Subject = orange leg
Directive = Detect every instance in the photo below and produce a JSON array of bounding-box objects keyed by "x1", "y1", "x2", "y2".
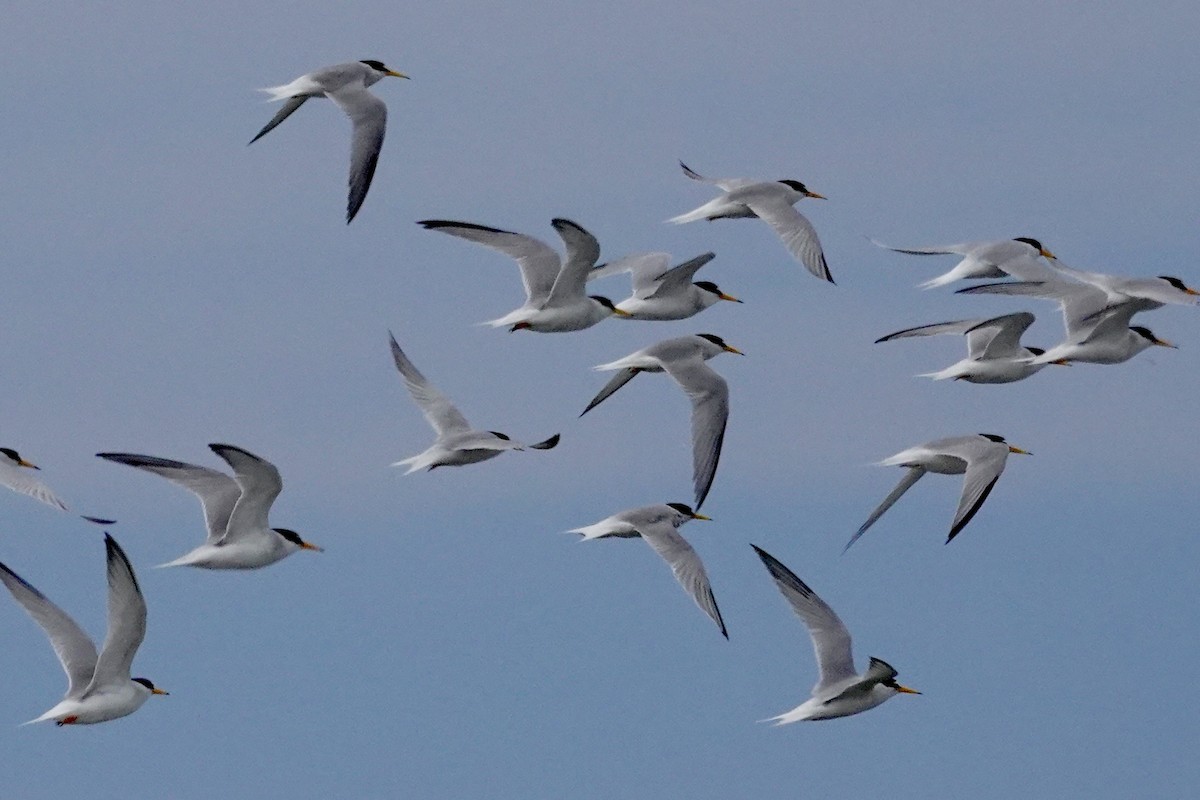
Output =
[{"x1": 55, "y1": 715, "x2": 79, "y2": 726}]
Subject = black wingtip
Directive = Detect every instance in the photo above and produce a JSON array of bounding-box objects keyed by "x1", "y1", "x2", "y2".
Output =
[
  {"x1": 529, "y1": 433, "x2": 560, "y2": 450},
  {"x1": 81, "y1": 516, "x2": 117, "y2": 526},
  {"x1": 417, "y1": 219, "x2": 508, "y2": 234}
]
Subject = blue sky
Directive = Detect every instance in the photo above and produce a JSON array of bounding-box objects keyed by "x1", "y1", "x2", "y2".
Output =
[{"x1": 0, "y1": 1, "x2": 1197, "y2": 797}]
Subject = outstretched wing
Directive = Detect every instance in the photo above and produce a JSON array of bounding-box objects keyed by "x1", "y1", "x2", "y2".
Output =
[
  {"x1": 85, "y1": 535, "x2": 147, "y2": 693},
  {"x1": 97, "y1": 452, "x2": 241, "y2": 544},
  {"x1": 640, "y1": 523, "x2": 727, "y2": 638},
  {"x1": 388, "y1": 332, "x2": 471, "y2": 436}
]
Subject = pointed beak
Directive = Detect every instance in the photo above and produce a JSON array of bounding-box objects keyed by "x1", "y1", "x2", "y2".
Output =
[
  {"x1": 1051, "y1": 359, "x2": 1072, "y2": 366},
  {"x1": 509, "y1": 321, "x2": 532, "y2": 332},
  {"x1": 691, "y1": 513, "x2": 712, "y2": 521},
  {"x1": 805, "y1": 191, "x2": 827, "y2": 200},
  {"x1": 386, "y1": 70, "x2": 410, "y2": 79},
  {"x1": 17, "y1": 459, "x2": 39, "y2": 470},
  {"x1": 152, "y1": 688, "x2": 169, "y2": 696},
  {"x1": 301, "y1": 541, "x2": 324, "y2": 552},
  {"x1": 1155, "y1": 337, "x2": 1178, "y2": 348},
  {"x1": 1185, "y1": 287, "x2": 1199, "y2": 296},
  {"x1": 723, "y1": 345, "x2": 745, "y2": 355},
  {"x1": 718, "y1": 292, "x2": 742, "y2": 303},
  {"x1": 1008, "y1": 445, "x2": 1032, "y2": 455},
  {"x1": 1040, "y1": 248, "x2": 1056, "y2": 260},
  {"x1": 895, "y1": 685, "x2": 921, "y2": 695},
  {"x1": 611, "y1": 308, "x2": 634, "y2": 317}
]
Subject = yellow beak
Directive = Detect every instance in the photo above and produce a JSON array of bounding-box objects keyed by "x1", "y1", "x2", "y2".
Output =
[
  {"x1": 612, "y1": 308, "x2": 634, "y2": 317},
  {"x1": 805, "y1": 191, "x2": 827, "y2": 200},
  {"x1": 301, "y1": 542, "x2": 324, "y2": 552},
  {"x1": 691, "y1": 513, "x2": 712, "y2": 521},
  {"x1": 1051, "y1": 359, "x2": 1072, "y2": 366},
  {"x1": 1041, "y1": 248, "x2": 1056, "y2": 260},
  {"x1": 18, "y1": 458, "x2": 39, "y2": 469},
  {"x1": 1008, "y1": 445, "x2": 1031, "y2": 455},
  {"x1": 152, "y1": 688, "x2": 170, "y2": 696},
  {"x1": 895, "y1": 685, "x2": 921, "y2": 695},
  {"x1": 723, "y1": 345, "x2": 745, "y2": 355},
  {"x1": 1155, "y1": 337, "x2": 1178, "y2": 349},
  {"x1": 718, "y1": 292, "x2": 742, "y2": 303},
  {"x1": 386, "y1": 70, "x2": 410, "y2": 79}
]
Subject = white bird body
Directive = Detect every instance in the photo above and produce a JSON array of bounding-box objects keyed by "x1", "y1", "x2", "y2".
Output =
[
  {"x1": 97, "y1": 446, "x2": 320, "y2": 570},
  {"x1": 388, "y1": 333, "x2": 558, "y2": 472},
  {"x1": 0, "y1": 535, "x2": 167, "y2": 725},
  {"x1": 250, "y1": 60, "x2": 408, "y2": 223},
  {"x1": 845, "y1": 434, "x2": 1029, "y2": 550},
  {"x1": 877, "y1": 312, "x2": 1061, "y2": 383},
  {"x1": 589, "y1": 252, "x2": 740, "y2": 321},
  {"x1": 582, "y1": 335, "x2": 742, "y2": 509},
  {"x1": 420, "y1": 219, "x2": 627, "y2": 332},
  {"x1": 870, "y1": 237, "x2": 1057, "y2": 289},
  {"x1": 752, "y1": 545, "x2": 918, "y2": 722},
  {"x1": 0, "y1": 447, "x2": 69, "y2": 512},
  {"x1": 669, "y1": 163, "x2": 833, "y2": 282},
  {"x1": 569, "y1": 503, "x2": 725, "y2": 637}
]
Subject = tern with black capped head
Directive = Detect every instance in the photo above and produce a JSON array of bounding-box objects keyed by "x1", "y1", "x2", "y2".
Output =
[
  {"x1": 249, "y1": 60, "x2": 409, "y2": 223},
  {"x1": 751, "y1": 545, "x2": 919, "y2": 723},
  {"x1": 845, "y1": 433, "x2": 1030, "y2": 551},
  {"x1": 569, "y1": 503, "x2": 726, "y2": 638},
  {"x1": 875, "y1": 311, "x2": 1069, "y2": 383},
  {"x1": 419, "y1": 218, "x2": 630, "y2": 332},
  {"x1": 587, "y1": 251, "x2": 741, "y2": 320},
  {"x1": 387, "y1": 332, "x2": 559, "y2": 472},
  {"x1": 869, "y1": 236, "x2": 1058, "y2": 288},
  {"x1": 668, "y1": 162, "x2": 833, "y2": 282},
  {"x1": 581, "y1": 334, "x2": 742, "y2": 509},
  {"x1": 0, "y1": 534, "x2": 168, "y2": 725},
  {"x1": 97, "y1": 445, "x2": 321, "y2": 569}
]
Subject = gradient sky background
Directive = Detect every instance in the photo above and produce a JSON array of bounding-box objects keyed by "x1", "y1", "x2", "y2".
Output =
[{"x1": 1, "y1": 1, "x2": 1198, "y2": 797}]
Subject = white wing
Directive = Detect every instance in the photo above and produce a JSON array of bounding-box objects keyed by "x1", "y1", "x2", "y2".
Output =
[
  {"x1": 647, "y1": 253, "x2": 717, "y2": 299},
  {"x1": 867, "y1": 238, "x2": 982, "y2": 256},
  {"x1": 588, "y1": 252, "x2": 672, "y2": 297},
  {"x1": 966, "y1": 312, "x2": 1036, "y2": 359},
  {"x1": 678, "y1": 161, "x2": 756, "y2": 192},
  {"x1": 844, "y1": 467, "x2": 926, "y2": 552},
  {"x1": 419, "y1": 220, "x2": 562, "y2": 306},
  {"x1": 662, "y1": 357, "x2": 729, "y2": 510},
  {"x1": 97, "y1": 452, "x2": 241, "y2": 544},
  {"x1": 85, "y1": 535, "x2": 147, "y2": 693},
  {"x1": 209, "y1": 445, "x2": 282, "y2": 544},
  {"x1": 0, "y1": 560, "x2": 98, "y2": 700},
  {"x1": 958, "y1": 280, "x2": 1109, "y2": 340},
  {"x1": 941, "y1": 439, "x2": 1010, "y2": 543},
  {"x1": 640, "y1": 522, "x2": 726, "y2": 638},
  {"x1": 388, "y1": 332, "x2": 471, "y2": 436},
  {"x1": 751, "y1": 545, "x2": 857, "y2": 696},
  {"x1": 875, "y1": 319, "x2": 982, "y2": 345}
]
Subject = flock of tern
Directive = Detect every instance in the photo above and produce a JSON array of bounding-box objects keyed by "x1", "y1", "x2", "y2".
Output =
[{"x1": 1, "y1": 56, "x2": 1196, "y2": 729}]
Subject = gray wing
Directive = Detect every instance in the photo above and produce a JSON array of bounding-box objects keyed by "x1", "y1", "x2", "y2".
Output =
[
  {"x1": 648, "y1": 252, "x2": 717, "y2": 298},
  {"x1": 751, "y1": 545, "x2": 857, "y2": 696},
  {"x1": 874, "y1": 318, "x2": 981, "y2": 345},
  {"x1": 418, "y1": 220, "x2": 561, "y2": 306},
  {"x1": 678, "y1": 161, "x2": 755, "y2": 192},
  {"x1": 588, "y1": 252, "x2": 672, "y2": 297},
  {"x1": 0, "y1": 560, "x2": 98, "y2": 700},
  {"x1": 662, "y1": 358, "x2": 729, "y2": 510},
  {"x1": 97, "y1": 452, "x2": 241, "y2": 544},
  {"x1": 844, "y1": 467, "x2": 926, "y2": 552},
  {"x1": 742, "y1": 194, "x2": 832, "y2": 282},
  {"x1": 640, "y1": 523, "x2": 727, "y2": 638},
  {"x1": 208, "y1": 445, "x2": 282, "y2": 544},
  {"x1": 0, "y1": 461, "x2": 68, "y2": 512},
  {"x1": 868, "y1": 238, "x2": 979, "y2": 256},
  {"x1": 327, "y1": 83, "x2": 387, "y2": 223},
  {"x1": 943, "y1": 441, "x2": 1009, "y2": 542},
  {"x1": 248, "y1": 96, "x2": 309, "y2": 145},
  {"x1": 544, "y1": 218, "x2": 602, "y2": 307},
  {"x1": 85, "y1": 535, "x2": 146, "y2": 693},
  {"x1": 579, "y1": 368, "x2": 640, "y2": 417},
  {"x1": 966, "y1": 312, "x2": 1036, "y2": 359},
  {"x1": 957, "y1": 280, "x2": 1108, "y2": 340},
  {"x1": 388, "y1": 332, "x2": 471, "y2": 436}
]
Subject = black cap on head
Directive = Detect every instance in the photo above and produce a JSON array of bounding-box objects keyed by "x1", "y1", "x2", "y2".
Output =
[
  {"x1": 273, "y1": 528, "x2": 305, "y2": 546},
  {"x1": 589, "y1": 295, "x2": 617, "y2": 310},
  {"x1": 1013, "y1": 237, "x2": 1044, "y2": 250},
  {"x1": 666, "y1": 502, "x2": 696, "y2": 516},
  {"x1": 697, "y1": 333, "x2": 726, "y2": 347},
  {"x1": 1158, "y1": 276, "x2": 1190, "y2": 291},
  {"x1": 694, "y1": 280, "x2": 720, "y2": 294},
  {"x1": 778, "y1": 179, "x2": 808, "y2": 193},
  {"x1": 978, "y1": 433, "x2": 1007, "y2": 443},
  {"x1": 1131, "y1": 326, "x2": 1156, "y2": 341},
  {"x1": 360, "y1": 60, "x2": 388, "y2": 71},
  {"x1": 0, "y1": 447, "x2": 19, "y2": 461},
  {"x1": 132, "y1": 677, "x2": 158, "y2": 691}
]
